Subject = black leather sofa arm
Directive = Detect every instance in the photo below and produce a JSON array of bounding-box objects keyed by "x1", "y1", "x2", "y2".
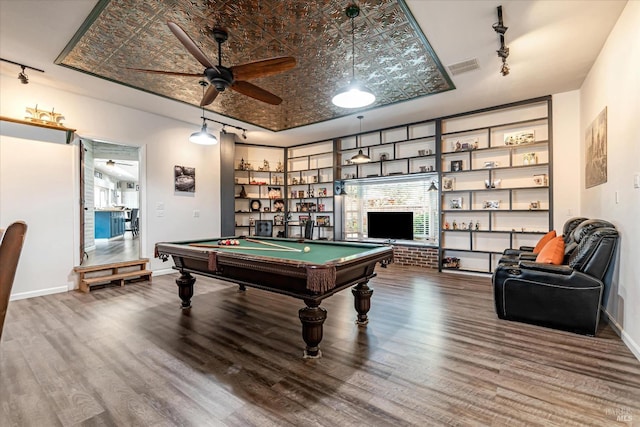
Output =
[{"x1": 518, "y1": 261, "x2": 573, "y2": 275}]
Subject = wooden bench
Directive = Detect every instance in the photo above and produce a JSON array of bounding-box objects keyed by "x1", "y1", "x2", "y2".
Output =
[{"x1": 73, "y1": 259, "x2": 152, "y2": 292}]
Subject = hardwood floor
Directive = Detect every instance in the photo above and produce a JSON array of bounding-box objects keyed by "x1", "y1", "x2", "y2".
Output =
[
  {"x1": 1, "y1": 265, "x2": 638, "y2": 426},
  {"x1": 84, "y1": 234, "x2": 140, "y2": 266}
]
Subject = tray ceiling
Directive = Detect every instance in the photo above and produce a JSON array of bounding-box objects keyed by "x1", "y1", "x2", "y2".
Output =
[{"x1": 56, "y1": 0, "x2": 454, "y2": 131}]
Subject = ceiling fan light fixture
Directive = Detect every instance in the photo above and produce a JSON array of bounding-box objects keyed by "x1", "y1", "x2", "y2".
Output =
[
  {"x1": 189, "y1": 122, "x2": 218, "y2": 145},
  {"x1": 332, "y1": 81, "x2": 376, "y2": 109}
]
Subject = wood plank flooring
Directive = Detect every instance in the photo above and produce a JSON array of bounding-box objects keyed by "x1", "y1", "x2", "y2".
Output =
[
  {"x1": 1, "y1": 265, "x2": 639, "y2": 426},
  {"x1": 84, "y1": 234, "x2": 140, "y2": 266}
]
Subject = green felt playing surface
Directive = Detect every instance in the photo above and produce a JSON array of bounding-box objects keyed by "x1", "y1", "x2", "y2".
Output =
[{"x1": 192, "y1": 237, "x2": 377, "y2": 264}]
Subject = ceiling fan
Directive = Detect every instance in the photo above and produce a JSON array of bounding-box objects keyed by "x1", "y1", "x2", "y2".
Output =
[
  {"x1": 105, "y1": 160, "x2": 133, "y2": 167},
  {"x1": 129, "y1": 21, "x2": 296, "y2": 106}
]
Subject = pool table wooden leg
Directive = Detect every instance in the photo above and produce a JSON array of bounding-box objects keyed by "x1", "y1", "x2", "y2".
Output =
[
  {"x1": 299, "y1": 300, "x2": 327, "y2": 358},
  {"x1": 352, "y1": 281, "x2": 373, "y2": 325},
  {"x1": 176, "y1": 272, "x2": 195, "y2": 309}
]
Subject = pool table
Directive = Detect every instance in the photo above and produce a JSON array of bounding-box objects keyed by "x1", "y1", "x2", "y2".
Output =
[{"x1": 155, "y1": 236, "x2": 393, "y2": 357}]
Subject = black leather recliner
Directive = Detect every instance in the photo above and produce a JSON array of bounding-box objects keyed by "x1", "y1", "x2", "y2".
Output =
[{"x1": 493, "y1": 220, "x2": 619, "y2": 335}]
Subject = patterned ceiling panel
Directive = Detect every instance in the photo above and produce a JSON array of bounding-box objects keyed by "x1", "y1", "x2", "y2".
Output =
[{"x1": 57, "y1": 0, "x2": 454, "y2": 131}]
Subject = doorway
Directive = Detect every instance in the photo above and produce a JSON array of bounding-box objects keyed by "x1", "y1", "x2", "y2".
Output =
[{"x1": 81, "y1": 139, "x2": 141, "y2": 266}]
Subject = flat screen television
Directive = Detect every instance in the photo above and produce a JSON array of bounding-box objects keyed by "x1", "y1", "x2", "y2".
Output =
[{"x1": 367, "y1": 211, "x2": 413, "y2": 240}]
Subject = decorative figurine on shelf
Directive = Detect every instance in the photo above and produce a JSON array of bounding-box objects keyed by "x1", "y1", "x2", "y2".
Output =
[
  {"x1": 307, "y1": 189, "x2": 314, "y2": 198},
  {"x1": 263, "y1": 159, "x2": 270, "y2": 171},
  {"x1": 452, "y1": 220, "x2": 458, "y2": 230},
  {"x1": 468, "y1": 221, "x2": 473, "y2": 230},
  {"x1": 461, "y1": 222, "x2": 466, "y2": 230},
  {"x1": 239, "y1": 158, "x2": 245, "y2": 170},
  {"x1": 444, "y1": 221, "x2": 450, "y2": 230},
  {"x1": 239, "y1": 185, "x2": 247, "y2": 198},
  {"x1": 276, "y1": 161, "x2": 284, "y2": 172},
  {"x1": 475, "y1": 221, "x2": 480, "y2": 230},
  {"x1": 292, "y1": 177, "x2": 298, "y2": 185},
  {"x1": 249, "y1": 217, "x2": 255, "y2": 227}
]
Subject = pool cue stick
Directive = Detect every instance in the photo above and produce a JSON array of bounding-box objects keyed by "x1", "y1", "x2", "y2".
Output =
[
  {"x1": 244, "y1": 238, "x2": 302, "y2": 252},
  {"x1": 189, "y1": 243, "x2": 299, "y2": 252}
]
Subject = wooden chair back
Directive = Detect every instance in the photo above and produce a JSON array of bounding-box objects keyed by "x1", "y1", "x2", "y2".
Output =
[{"x1": 0, "y1": 221, "x2": 28, "y2": 341}]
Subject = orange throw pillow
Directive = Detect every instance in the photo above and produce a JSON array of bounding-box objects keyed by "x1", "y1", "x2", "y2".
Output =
[
  {"x1": 535, "y1": 236, "x2": 565, "y2": 264},
  {"x1": 533, "y1": 230, "x2": 557, "y2": 253}
]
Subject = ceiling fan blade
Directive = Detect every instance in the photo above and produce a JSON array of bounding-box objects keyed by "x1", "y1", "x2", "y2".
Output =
[
  {"x1": 200, "y1": 84, "x2": 220, "y2": 106},
  {"x1": 167, "y1": 21, "x2": 217, "y2": 71},
  {"x1": 231, "y1": 57, "x2": 296, "y2": 81},
  {"x1": 232, "y1": 81, "x2": 283, "y2": 105},
  {"x1": 126, "y1": 67, "x2": 203, "y2": 77}
]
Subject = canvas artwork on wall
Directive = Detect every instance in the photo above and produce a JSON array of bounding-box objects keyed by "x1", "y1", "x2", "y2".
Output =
[
  {"x1": 175, "y1": 165, "x2": 195, "y2": 192},
  {"x1": 585, "y1": 107, "x2": 607, "y2": 188}
]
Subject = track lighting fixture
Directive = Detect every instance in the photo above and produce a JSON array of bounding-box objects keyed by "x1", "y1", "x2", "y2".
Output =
[
  {"x1": 493, "y1": 5, "x2": 510, "y2": 77},
  {"x1": 189, "y1": 81, "x2": 218, "y2": 145},
  {"x1": 1, "y1": 58, "x2": 45, "y2": 85},
  {"x1": 332, "y1": 4, "x2": 375, "y2": 109},
  {"x1": 199, "y1": 117, "x2": 248, "y2": 140},
  {"x1": 350, "y1": 115, "x2": 371, "y2": 164},
  {"x1": 221, "y1": 125, "x2": 227, "y2": 134},
  {"x1": 242, "y1": 130, "x2": 247, "y2": 140},
  {"x1": 18, "y1": 66, "x2": 28, "y2": 84}
]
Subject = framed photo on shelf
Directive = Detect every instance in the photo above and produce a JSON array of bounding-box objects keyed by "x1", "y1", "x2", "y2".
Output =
[
  {"x1": 449, "y1": 197, "x2": 463, "y2": 209},
  {"x1": 533, "y1": 174, "x2": 548, "y2": 186},
  {"x1": 442, "y1": 177, "x2": 454, "y2": 191},
  {"x1": 504, "y1": 129, "x2": 535, "y2": 145},
  {"x1": 450, "y1": 160, "x2": 463, "y2": 172},
  {"x1": 316, "y1": 215, "x2": 330, "y2": 226},
  {"x1": 529, "y1": 201, "x2": 540, "y2": 210},
  {"x1": 482, "y1": 200, "x2": 500, "y2": 209}
]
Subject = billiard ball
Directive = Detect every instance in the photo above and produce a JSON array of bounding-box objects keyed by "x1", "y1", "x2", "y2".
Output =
[{"x1": 303, "y1": 246, "x2": 311, "y2": 253}]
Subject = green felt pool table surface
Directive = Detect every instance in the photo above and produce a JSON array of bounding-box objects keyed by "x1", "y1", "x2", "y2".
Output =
[{"x1": 185, "y1": 237, "x2": 378, "y2": 264}]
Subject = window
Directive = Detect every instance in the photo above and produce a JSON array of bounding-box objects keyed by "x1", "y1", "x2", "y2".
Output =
[{"x1": 343, "y1": 174, "x2": 439, "y2": 243}]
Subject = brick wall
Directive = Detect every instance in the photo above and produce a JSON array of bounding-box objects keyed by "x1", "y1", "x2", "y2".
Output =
[{"x1": 392, "y1": 245, "x2": 439, "y2": 269}]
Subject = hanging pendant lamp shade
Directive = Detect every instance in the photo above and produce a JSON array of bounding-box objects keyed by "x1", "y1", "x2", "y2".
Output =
[
  {"x1": 332, "y1": 4, "x2": 375, "y2": 109},
  {"x1": 350, "y1": 115, "x2": 371, "y2": 163},
  {"x1": 350, "y1": 149, "x2": 371, "y2": 163},
  {"x1": 189, "y1": 121, "x2": 218, "y2": 145}
]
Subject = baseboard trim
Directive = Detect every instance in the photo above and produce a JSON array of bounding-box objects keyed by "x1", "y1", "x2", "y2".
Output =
[
  {"x1": 602, "y1": 308, "x2": 640, "y2": 362},
  {"x1": 10, "y1": 285, "x2": 69, "y2": 301}
]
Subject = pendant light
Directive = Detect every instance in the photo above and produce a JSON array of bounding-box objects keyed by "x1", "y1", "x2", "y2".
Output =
[
  {"x1": 332, "y1": 4, "x2": 375, "y2": 109},
  {"x1": 189, "y1": 81, "x2": 218, "y2": 145},
  {"x1": 350, "y1": 115, "x2": 371, "y2": 163}
]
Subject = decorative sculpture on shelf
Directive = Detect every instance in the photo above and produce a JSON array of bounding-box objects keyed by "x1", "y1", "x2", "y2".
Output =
[
  {"x1": 25, "y1": 105, "x2": 65, "y2": 126},
  {"x1": 239, "y1": 185, "x2": 247, "y2": 198}
]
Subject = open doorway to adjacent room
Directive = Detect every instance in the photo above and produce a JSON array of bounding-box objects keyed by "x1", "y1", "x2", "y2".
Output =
[{"x1": 80, "y1": 139, "x2": 141, "y2": 266}]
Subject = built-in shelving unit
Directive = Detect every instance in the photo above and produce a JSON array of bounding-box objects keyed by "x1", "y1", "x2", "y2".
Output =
[
  {"x1": 233, "y1": 145, "x2": 286, "y2": 237},
  {"x1": 229, "y1": 96, "x2": 552, "y2": 274},
  {"x1": 286, "y1": 141, "x2": 335, "y2": 240},
  {"x1": 439, "y1": 97, "x2": 552, "y2": 273}
]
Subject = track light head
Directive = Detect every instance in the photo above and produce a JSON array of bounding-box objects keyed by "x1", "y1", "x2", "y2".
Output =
[
  {"x1": 18, "y1": 66, "x2": 28, "y2": 84},
  {"x1": 497, "y1": 46, "x2": 509, "y2": 59},
  {"x1": 492, "y1": 23, "x2": 508, "y2": 35},
  {"x1": 242, "y1": 130, "x2": 247, "y2": 139}
]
